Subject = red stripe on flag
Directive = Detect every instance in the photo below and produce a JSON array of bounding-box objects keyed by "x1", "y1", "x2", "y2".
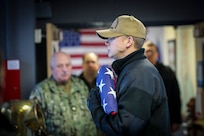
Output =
[
  {"x1": 70, "y1": 54, "x2": 108, "y2": 58},
  {"x1": 70, "y1": 54, "x2": 83, "y2": 58},
  {"x1": 72, "y1": 66, "x2": 83, "y2": 69},
  {"x1": 80, "y1": 42, "x2": 105, "y2": 46},
  {"x1": 79, "y1": 31, "x2": 97, "y2": 35},
  {"x1": 98, "y1": 54, "x2": 108, "y2": 58}
]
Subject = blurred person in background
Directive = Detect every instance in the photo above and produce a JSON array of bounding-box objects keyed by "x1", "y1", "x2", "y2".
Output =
[
  {"x1": 29, "y1": 51, "x2": 96, "y2": 136},
  {"x1": 143, "y1": 41, "x2": 182, "y2": 134},
  {"x1": 79, "y1": 52, "x2": 100, "y2": 91},
  {"x1": 79, "y1": 52, "x2": 105, "y2": 136}
]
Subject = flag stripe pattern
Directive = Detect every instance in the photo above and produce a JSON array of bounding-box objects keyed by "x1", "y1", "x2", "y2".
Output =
[
  {"x1": 59, "y1": 29, "x2": 114, "y2": 75},
  {"x1": 96, "y1": 65, "x2": 118, "y2": 115}
]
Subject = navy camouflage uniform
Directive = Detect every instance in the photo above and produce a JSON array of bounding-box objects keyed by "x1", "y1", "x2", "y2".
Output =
[{"x1": 29, "y1": 76, "x2": 97, "y2": 136}]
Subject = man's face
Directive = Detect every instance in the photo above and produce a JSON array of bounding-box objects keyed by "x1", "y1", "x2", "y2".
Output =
[
  {"x1": 51, "y1": 54, "x2": 72, "y2": 84},
  {"x1": 105, "y1": 36, "x2": 128, "y2": 59},
  {"x1": 143, "y1": 44, "x2": 159, "y2": 65},
  {"x1": 83, "y1": 53, "x2": 99, "y2": 75}
]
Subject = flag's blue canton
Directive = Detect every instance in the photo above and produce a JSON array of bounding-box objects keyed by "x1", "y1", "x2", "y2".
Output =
[
  {"x1": 96, "y1": 65, "x2": 118, "y2": 115},
  {"x1": 59, "y1": 30, "x2": 80, "y2": 47}
]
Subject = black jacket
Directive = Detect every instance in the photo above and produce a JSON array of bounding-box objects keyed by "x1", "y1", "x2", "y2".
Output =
[
  {"x1": 88, "y1": 48, "x2": 170, "y2": 136},
  {"x1": 79, "y1": 72, "x2": 96, "y2": 91},
  {"x1": 155, "y1": 62, "x2": 181, "y2": 126}
]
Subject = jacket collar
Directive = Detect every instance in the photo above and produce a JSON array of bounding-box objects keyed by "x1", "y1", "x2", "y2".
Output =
[{"x1": 112, "y1": 48, "x2": 146, "y2": 75}]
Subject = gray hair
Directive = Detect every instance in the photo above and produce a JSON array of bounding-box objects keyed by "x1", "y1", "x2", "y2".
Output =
[{"x1": 133, "y1": 37, "x2": 145, "y2": 49}]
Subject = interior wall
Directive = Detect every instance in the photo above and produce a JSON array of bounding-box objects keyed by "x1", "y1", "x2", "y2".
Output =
[
  {"x1": 1, "y1": 0, "x2": 36, "y2": 99},
  {"x1": 176, "y1": 25, "x2": 197, "y2": 115},
  {"x1": 163, "y1": 26, "x2": 176, "y2": 66}
]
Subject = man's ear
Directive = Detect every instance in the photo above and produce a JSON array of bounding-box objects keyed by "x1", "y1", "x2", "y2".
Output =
[{"x1": 126, "y1": 36, "x2": 134, "y2": 48}]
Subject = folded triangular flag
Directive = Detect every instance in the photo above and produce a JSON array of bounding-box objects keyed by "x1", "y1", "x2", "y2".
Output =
[{"x1": 96, "y1": 65, "x2": 118, "y2": 115}]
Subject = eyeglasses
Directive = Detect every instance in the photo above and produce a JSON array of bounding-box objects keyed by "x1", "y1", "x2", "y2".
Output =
[
  {"x1": 144, "y1": 50, "x2": 157, "y2": 55},
  {"x1": 107, "y1": 35, "x2": 128, "y2": 42},
  {"x1": 107, "y1": 36, "x2": 119, "y2": 42}
]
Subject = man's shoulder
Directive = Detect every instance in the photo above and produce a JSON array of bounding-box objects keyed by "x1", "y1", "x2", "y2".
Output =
[
  {"x1": 72, "y1": 74, "x2": 83, "y2": 80},
  {"x1": 71, "y1": 75, "x2": 87, "y2": 85},
  {"x1": 36, "y1": 77, "x2": 52, "y2": 85},
  {"x1": 156, "y1": 62, "x2": 176, "y2": 79},
  {"x1": 157, "y1": 62, "x2": 173, "y2": 72},
  {"x1": 71, "y1": 75, "x2": 89, "y2": 91},
  {"x1": 32, "y1": 78, "x2": 55, "y2": 92}
]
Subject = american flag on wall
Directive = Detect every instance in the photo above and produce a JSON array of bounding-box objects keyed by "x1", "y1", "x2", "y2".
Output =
[{"x1": 59, "y1": 29, "x2": 114, "y2": 75}]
